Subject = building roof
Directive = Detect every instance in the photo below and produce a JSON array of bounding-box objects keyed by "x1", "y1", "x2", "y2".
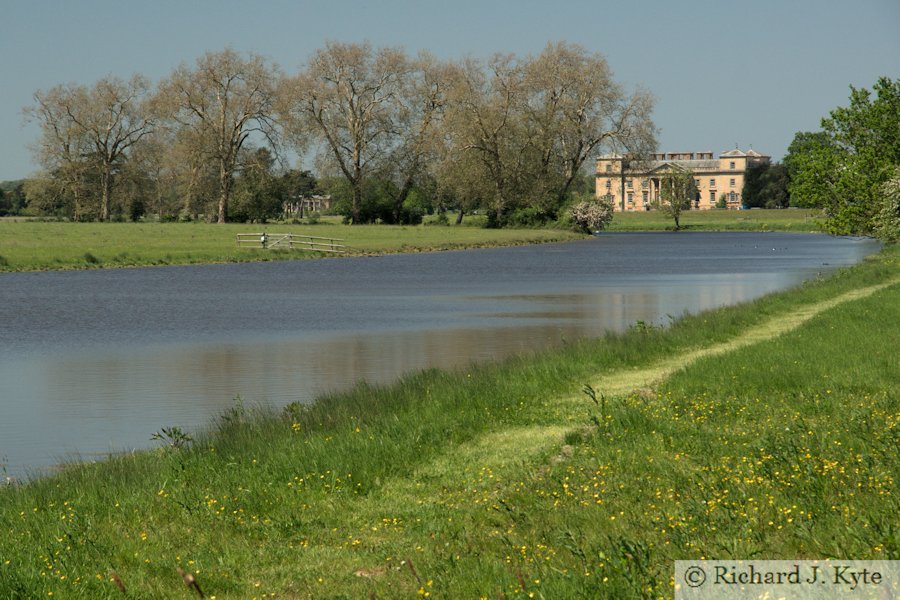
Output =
[
  {"x1": 647, "y1": 160, "x2": 720, "y2": 172},
  {"x1": 720, "y1": 147, "x2": 771, "y2": 158},
  {"x1": 598, "y1": 149, "x2": 769, "y2": 161}
]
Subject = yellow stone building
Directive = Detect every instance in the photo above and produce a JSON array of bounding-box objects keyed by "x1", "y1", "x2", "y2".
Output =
[{"x1": 595, "y1": 148, "x2": 770, "y2": 211}]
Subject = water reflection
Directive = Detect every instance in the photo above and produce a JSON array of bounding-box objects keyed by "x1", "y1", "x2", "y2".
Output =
[{"x1": 0, "y1": 233, "x2": 880, "y2": 476}]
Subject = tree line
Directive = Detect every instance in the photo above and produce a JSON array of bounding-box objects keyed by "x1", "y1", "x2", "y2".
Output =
[
  {"x1": 742, "y1": 77, "x2": 898, "y2": 241},
  {"x1": 783, "y1": 77, "x2": 899, "y2": 239},
  {"x1": 18, "y1": 42, "x2": 656, "y2": 227}
]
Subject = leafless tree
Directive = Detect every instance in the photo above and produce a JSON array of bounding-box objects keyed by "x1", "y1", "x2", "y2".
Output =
[
  {"x1": 157, "y1": 48, "x2": 280, "y2": 223},
  {"x1": 442, "y1": 54, "x2": 529, "y2": 224},
  {"x1": 440, "y1": 43, "x2": 656, "y2": 226},
  {"x1": 281, "y1": 42, "x2": 401, "y2": 223},
  {"x1": 26, "y1": 75, "x2": 154, "y2": 220},
  {"x1": 379, "y1": 52, "x2": 450, "y2": 222},
  {"x1": 523, "y1": 42, "x2": 656, "y2": 207}
]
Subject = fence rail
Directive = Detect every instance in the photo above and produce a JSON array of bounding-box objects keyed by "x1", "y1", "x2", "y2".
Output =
[{"x1": 236, "y1": 233, "x2": 347, "y2": 254}]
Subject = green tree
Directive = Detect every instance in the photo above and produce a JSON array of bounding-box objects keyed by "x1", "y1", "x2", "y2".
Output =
[
  {"x1": 783, "y1": 131, "x2": 836, "y2": 208},
  {"x1": 22, "y1": 174, "x2": 76, "y2": 218},
  {"x1": 743, "y1": 162, "x2": 790, "y2": 208},
  {"x1": 784, "y1": 77, "x2": 900, "y2": 234},
  {"x1": 653, "y1": 165, "x2": 696, "y2": 230},
  {"x1": 230, "y1": 147, "x2": 283, "y2": 223}
]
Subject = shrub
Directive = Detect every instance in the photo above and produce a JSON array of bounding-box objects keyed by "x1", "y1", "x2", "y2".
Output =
[
  {"x1": 506, "y1": 207, "x2": 552, "y2": 228},
  {"x1": 571, "y1": 198, "x2": 614, "y2": 233},
  {"x1": 873, "y1": 168, "x2": 900, "y2": 242}
]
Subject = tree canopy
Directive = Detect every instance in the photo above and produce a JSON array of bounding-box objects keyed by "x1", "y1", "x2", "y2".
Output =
[
  {"x1": 742, "y1": 162, "x2": 789, "y2": 209},
  {"x1": 22, "y1": 42, "x2": 657, "y2": 226},
  {"x1": 157, "y1": 49, "x2": 280, "y2": 224},
  {"x1": 784, "y1": 77, "x2": 899, "y2": 234},
  {"x1": 653, "y1": 165, "x2": 696, "y2": 230},
  {"x1": 442, "y1": 43, "x2": 655, "y2": 227}
]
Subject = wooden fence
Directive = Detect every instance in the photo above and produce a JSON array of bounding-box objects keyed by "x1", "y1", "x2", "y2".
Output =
[{"x1": 236, "y1": 233, "x2": 347, "y2": 254}]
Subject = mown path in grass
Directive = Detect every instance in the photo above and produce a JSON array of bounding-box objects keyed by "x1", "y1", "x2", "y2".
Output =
[
  {"x1": 309, "y1": 276, "x2": 899, "y2": 589},
  {"x1": 582, "y1": 278, "x2": 899, "y2": 398},
  {"x1": 389, "y1": 278, "x2": 899, "y2": 487}
]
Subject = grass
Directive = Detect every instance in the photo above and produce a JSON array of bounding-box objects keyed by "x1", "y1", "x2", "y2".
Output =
[
  {"x1": 0, "y1": 208, "x2": 822, "y2": 272},
  {"x1": 0, "y1": 218, "x2": 581, "y2": 272},
  {"x1": 606, "y1": 208, "x2": 822, "y2": 232},
  {"x1": 0, "y1": 241, "x2": 896, "y2": 598}
]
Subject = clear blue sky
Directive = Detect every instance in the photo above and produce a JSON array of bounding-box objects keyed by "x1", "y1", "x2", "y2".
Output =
[{"x1": 2, "y1": 0, "x2": 898, "y2": 181}]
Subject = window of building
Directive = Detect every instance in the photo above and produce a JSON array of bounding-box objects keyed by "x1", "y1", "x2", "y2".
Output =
[
  {"x1": 709, "y1": 179, "x2": 715, "y2": 188},
  {"x1": 709, "y1": 190, "x2": 715, "y2": 203},
  {"x1": 605, "y1": 180, "x2": 611, "y2": 189},
  {"x1": 730, "y1": 161, "x2": 735, "y2": 170},
  {"x1": 694, "y1": 179, "x2": 701, "y2": 188},
  {"x1": 642, "y1": 191, "x2": 649, "y2": 204},
  {"x1": 627, "y1": 192, "x2": 634, "y2": 203},
  {"x1": 605, "y1": 164, "x2": 612, "y2": 173},
  {"x1": 730, "y1": 192, "x2": 736, "y2": 202},
  {"x1": 730, "y1": 178, "x2": 736, "y2": 187},
  {"x1": 626, "y1": 179, "x2": 633, "y2": 189}
]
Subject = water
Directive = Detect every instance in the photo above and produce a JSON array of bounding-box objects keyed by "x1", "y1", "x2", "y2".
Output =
[{"x1": 0, "y1": 232, "x2": 879, "y2": 477}]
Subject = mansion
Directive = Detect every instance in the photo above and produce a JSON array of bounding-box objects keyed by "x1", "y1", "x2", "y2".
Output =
[{"x1": 595, "y1": 148, "x2": 770, "y2": 211}]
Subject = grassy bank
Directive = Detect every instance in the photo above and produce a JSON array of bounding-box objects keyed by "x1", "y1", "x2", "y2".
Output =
[
  {"x1": 1, "y1": 245, "x2": 896, "y2": 598},
  {"x1": 605, "y1": 208, "x2": 822, "y2": 232},
  {"x1": 0, "y1": 220, "x2": 581, "y2": 272},
  {"x1": 0, "y1": 208, "x2": 821, "y2": 272}
]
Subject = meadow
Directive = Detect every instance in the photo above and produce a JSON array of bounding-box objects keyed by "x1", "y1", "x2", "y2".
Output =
[
  {"x1": 0, "y1": 242, "x2": 895, "y2": 598},
  {"x1": 604, "y1": 207, "x2": 822, "y2": 232},
  {"x1": 0, "y1": 218, "x2": 580, "y2": 272},
  {"x1": 0, "y1": 208, "x2": 822, "y2": 272}
]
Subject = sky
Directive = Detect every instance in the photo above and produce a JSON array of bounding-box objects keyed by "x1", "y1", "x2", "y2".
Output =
[{"x1": 1, "y1": 0, "x2": 898, "y2": 182}]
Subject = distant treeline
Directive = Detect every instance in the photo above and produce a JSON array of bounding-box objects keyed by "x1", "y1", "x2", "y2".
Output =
[{"x1": 20, "y1": 42, "x2": 655, "y2": 227}]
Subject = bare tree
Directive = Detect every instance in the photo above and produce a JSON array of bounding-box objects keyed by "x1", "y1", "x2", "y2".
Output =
[
  {"x1": 381, "y1": 51, "x2": 450, "y2": 223},
  {"x1": 126, "y1": 131, "x2": 181, "y2": 219},
  {"x1": 443, "y1": 54, "x2": 529, "y2": 225},
  {"x1": 440, "y1": 44, "x2": 657, "y2": 226},
  {"x1": 26, "y1": 75, "x2": 154, "y2": 221},
  {"x1": 158, "y1": 48, "x2": 279, "y2": 223},
  {"x1": 26, "y1": 84, "x2": 87, "y2": 218},
  {"x1": 281, "y1": 41, "x2": 410, "y2": 224},
  {"x1": 523, "y1": 42, "x2": 656, "y2": 207}
]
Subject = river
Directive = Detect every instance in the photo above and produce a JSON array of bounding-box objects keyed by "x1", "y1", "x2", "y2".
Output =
[{"x1": 0, "y1": 232, "x2": 880, "y2": 478}]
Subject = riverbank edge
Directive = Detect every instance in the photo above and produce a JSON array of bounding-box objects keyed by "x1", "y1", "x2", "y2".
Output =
[
  {"x1": 1, "y1": 243, "x2": 896, "y2": 598},
  {"x1": 0, "y1": 209, "x2": 823, "y2": 273},
  {"x1": 0, "y1": 223, "x2": 585, "y2": 273}
]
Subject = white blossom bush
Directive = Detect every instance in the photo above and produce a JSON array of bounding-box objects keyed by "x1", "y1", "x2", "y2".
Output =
[
  {"x1": 873, "y1": 167, "x2": 900, "y2": 242},
  {"x1": 571, "y1": 198, "x2": 614, "y2": 233}
]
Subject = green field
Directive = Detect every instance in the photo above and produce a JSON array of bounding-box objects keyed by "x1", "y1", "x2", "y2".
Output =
[
  {"x1": 0, "y1": 219, "x2": 582, "y2": 272},
  {"x1": 0, "y1": 208, "x2": 823, "y2": 272},
  {"x1": 1, "y1": 243, "x2": 896, "y2": 598},
  {"x1": 606, "y1": 207, "x2": 822, "y2": 231}
]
